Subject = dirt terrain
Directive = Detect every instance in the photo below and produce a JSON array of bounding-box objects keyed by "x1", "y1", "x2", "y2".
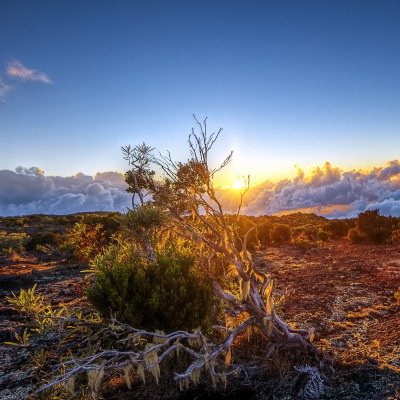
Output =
[{"x1": 0, "y1": 238, "x2": 399, "y2": 399}]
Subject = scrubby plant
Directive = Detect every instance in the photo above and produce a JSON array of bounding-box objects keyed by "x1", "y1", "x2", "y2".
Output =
[
  {"x1": 0, "y1": 232, "x2": 29, "y2": 253},
  {"x1": 225, "y1": 214, "x2": 260, "y2": 251},
  {"x1": 347, "y1": 227, "x2": 363, "y2": 244},
  {"x1": 81, "y1": 212, "x2": 121, "y2": 233},
  {"x1": 119, "y1": 203, "x2": 167, "y2": 260},
  {"x1": 86, "y1": 241, "x2": 214, "y2": 332},
  {"x1": 324, "y1": 219, "x2": 349, "y2": 238},
  {"x1": 256, "y1": 217, "x2": 272, "y2": 246},
  {"x1": 270, "y1": 223, "x2": 292, "y2": 243},
  {"x1": 355, "y1": 209, "x2": 394, "y2": 244},
  {"x1": 24, "y1": 232, "x2": 63, "y2": 251},
  {"x1": 6, "y1": 284, "x2": 44, "y2": 314},
  {"x1": 317, "y1": 229, "x2": 330, "y2": 242},
  {"x1": 66, "y1": 222, "x2": 109, "y2": 261},
  {"x1": 294, "y1": 235, "x2": 311, "y2": 252}
]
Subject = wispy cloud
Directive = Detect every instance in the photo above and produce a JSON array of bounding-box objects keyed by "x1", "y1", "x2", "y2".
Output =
[
  {"x1": 6, "y1": 60, "x2": 52, "y2": 84},
  {"x1": 0, "y1": 78, "x2": 11, "y2": 101}
]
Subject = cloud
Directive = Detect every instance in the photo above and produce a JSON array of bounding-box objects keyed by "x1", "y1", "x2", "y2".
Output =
[
  {"x1": 2, "y1": 161, "x2": 400, "y2": 219},
  {"x1": 0, "y1": 168, "x2": 132, "y2": 216},
  {"x1": 0, "y1": 77, "x2": 11, "y2": 101},
  {"x1": 6, "y1": 60, "x2": 52, "y2": 84},
  {"x1": 219, "y1": 160, "x2": 400, "y2": 219}
]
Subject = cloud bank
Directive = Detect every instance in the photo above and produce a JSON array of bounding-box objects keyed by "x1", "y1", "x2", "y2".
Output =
[
  {"x1": 0, "y1": 167, "x2": 132, "y2": 216},
  {"x1": 233, "y1": 160, "x2": 400, "y2": 218},
  {"x1": 1, "y1": 161, "x2": 400, "y2": 218}
]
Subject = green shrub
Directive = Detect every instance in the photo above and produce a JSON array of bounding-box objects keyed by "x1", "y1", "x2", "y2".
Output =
[
  {"x1": 257, "y1": 219, "x2": 272, "y2": 246},
  {"x1": 270, "y1": 224, "x2": 292, "y2": 243},
  {"x1": 356, "y1": 209, "x2": 394, "y2": 244},
  {"x1": 82, "y1": 213, "x2": 121, "y2": 234},
  {"x1": 294, "y1": 236, "x2": 311, "y2": 252},
  {"x1": 347, "y1": 227, "x2": 363, "y2": 244},
  {"x1": 66, "y1": 223, "x2": 108, "y2": 261},
  {"x1": 323, "y1": 219, "x2": 349, "y2": 238},
  {"x1": 24, "y1": 232, "x2": 62, "y2": 251},
  {"x1": 317, "y1": 229, "x2": 330, "y2": 242},
  {"x1": 86, "y1": 241, "x2": 214, "y2": 332},
  {"x1": 0, "y1": 232, "x2": 29, "y2": 253}
]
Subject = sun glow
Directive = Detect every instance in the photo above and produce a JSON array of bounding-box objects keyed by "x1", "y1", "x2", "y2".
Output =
[{"x1": 232, "y1": 178, "x2": 246, "y2": 190}]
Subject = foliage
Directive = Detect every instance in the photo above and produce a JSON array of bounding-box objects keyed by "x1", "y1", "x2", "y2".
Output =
[
  {"x1": 0, "y1": 231, "x2": 29, "y2": 253},
  {"x1": 347, "y1": 227, "x2": 363, "y2": 243},
  {"x1": 118, "y1": 203, "x2": 168, "y2": 259},
  {"x1": 394, "y1": 287, "x2": 400, "y2": 303},
  {"x1": 256, "y1": 218, "x2": 273, "y2": 246},
  {"x1": 86, "y1": 241, "x2": 214, "y2": 332},
  {"x1": 294, "y1": 235, "x2": 311, "y2": 252},
  {"x1": 24, "y1": 231, "x2": 63, "y2": 251},
  {"x1": 270, "y1": 223, "x2": 292, "y2": 243},
  {"x1": 6, "y1": 284, "x2": 44, "y2": 314},
  {"x1": 81, "y1": 212, "x2": 121, "y2": 234},
  {"x1": 317, "y1": 229, "x2": 330, "y2": 242},
  {"x1": 354, "y1": 209, "x2": 394, "y2": 244},
  {"x1": 66, "y1": 222, "x2": 109, "y2": 261},
  {"x1": 323, "y1": 219, "x2": 349, "y2": 238}
]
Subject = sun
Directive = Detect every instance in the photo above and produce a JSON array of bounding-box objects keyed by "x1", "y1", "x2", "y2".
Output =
[{"x1": 232, "y1": 178, "x2": 246, "y2": 190}]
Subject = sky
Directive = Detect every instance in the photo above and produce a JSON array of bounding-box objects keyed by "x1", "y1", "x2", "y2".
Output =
[{"x1": 1, "y1": 0, "x2": 400, "y2": 217}]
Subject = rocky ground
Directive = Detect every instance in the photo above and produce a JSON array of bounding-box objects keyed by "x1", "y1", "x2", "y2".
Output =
[{"x1": 0, "y1": 239, "x2": 399, "y2": 399}]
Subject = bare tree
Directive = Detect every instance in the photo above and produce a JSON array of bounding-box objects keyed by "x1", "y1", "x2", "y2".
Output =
[
  {"x1": 123, "y1": 116, "x2": 318, "y2": 356},
  {"x1": 39, "y1": 117, "x2": 322, "y2": 397}
]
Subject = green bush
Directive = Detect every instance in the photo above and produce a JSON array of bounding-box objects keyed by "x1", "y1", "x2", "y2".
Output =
[
  {"x1": 347, "y1": 227, "x2": 363, "y2": 244},
  {"x1": 356, "y1": 209, "x2": 394, "y2": 244},
  {"x1": 86, "y1": 241, "x2": 214, "y2": 332},
  {"x1": 317, "y1": 229, "x2": 330, "y2": 242},
  {"x1": 270, "y1": 224, "x2": 292, "y2": 243},
  {"x1": 294, "y1": 236, "x2": 311, "y2": 252},
  {"x1": 227, "y1": 215, "x2": 260, "y2": 251},
  {"x1": 0, "y1": 232, "x2": 29, "y2": 253},
  {"x1": 323, "y1": 219, "x2": 349, "y2": 238},
  {"x1": 66, "y1": 223, "x2": 109, "y2": 261},
  {"x1": 257, "y1": 219, "x2": 272, "y2": 246},
  {"x1": 24, "y1": 232, "x2": 62, "y2": 251}
]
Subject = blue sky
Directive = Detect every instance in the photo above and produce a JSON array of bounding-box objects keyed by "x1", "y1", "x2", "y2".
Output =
[{"x1": 1, "y1": 1, "x2": 400, "y2": 217}]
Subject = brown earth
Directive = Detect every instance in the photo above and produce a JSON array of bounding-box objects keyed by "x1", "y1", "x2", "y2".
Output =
[{"x1": 0, "y1": 239, "x2": 400, "y2": 399}]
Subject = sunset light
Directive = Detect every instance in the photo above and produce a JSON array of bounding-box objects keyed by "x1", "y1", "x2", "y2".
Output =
[
  {"x1": 2, "y1": 2, "x2": 400, "y2": 398},
  {"x1": 231, "y1": 178, "x2": 247, "y2": 190}
]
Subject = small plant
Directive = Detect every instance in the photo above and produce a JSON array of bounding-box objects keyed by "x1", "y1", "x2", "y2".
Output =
[
  {"x1": 324, "y1": 219, "x2": 349, "y2": 238},
  {"x1": 317, "y1": 229, "x2": 330, "y2": 242},
  {"x1": 356, "y1": 209, "x2": 394, "y2": 244},
  {"x1": 294, "y1": 236, "x2": 311, "y2": 252},
  {"x1": 347, "y1": 227, "x2": 363, "y2": 244},
  {"x1": 270, "y1": 223, "x2": 292, "y2": 243},
  {"x1": 6, "y1": 284, "x2": 44, "y2": 314},
  {"x1": 394, "y1": 287, "x2": 400, "y2": 303},
  {"x1": 4, "y1": 328, "x2": 31, "y2": 347},
  {"x1": 66, "y1": 222, "x2": 108, "y2": 261},
  {"x1": 24, "y1": 231, "x2": 62, "y2": 252},
  {"x1": 86, "y1": 241, "x2": 215, "y2": 332},
  {"x1": 0, "y1": 232, "x2": 29, "y2": 253}
]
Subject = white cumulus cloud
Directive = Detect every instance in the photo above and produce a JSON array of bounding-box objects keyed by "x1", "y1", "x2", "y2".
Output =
[
  {"x1": 2, "y1": 161, "x2": 400, "y2": 219},
  {"x1": 0, "y1": 168, "x2": 131, "y2": 216},
  {"x1": 219, "y1": 160, "x2": 400, "y2": 219}
]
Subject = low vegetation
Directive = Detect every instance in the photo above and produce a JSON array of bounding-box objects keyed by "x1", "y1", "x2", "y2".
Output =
[{"x1": 1, "y1": 121, "x2": 400, "y2": 399}]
